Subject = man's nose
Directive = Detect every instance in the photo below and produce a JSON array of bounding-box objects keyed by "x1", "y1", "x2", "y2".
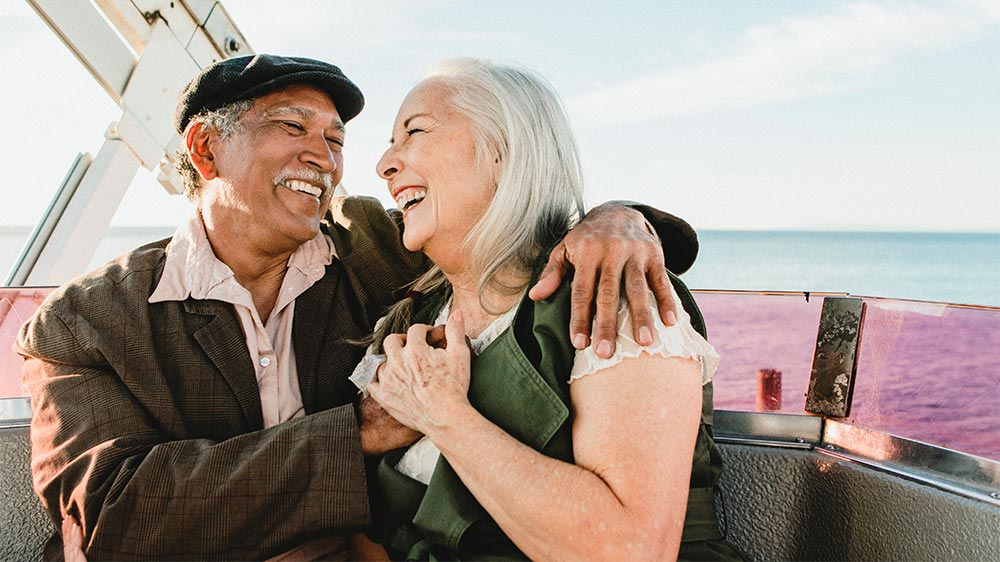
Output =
[{"x1": 300, "y1": 134, "x2": 337, "y2": 174}]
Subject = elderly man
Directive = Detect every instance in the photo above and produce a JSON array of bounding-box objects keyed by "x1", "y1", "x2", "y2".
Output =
[{"x1": 18, "y1": 55, "x2": 700, "y2": 560}]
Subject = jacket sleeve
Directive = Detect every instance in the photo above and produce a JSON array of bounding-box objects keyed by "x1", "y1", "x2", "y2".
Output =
[
  {"x1": 17, "y1": 297, "x2": 368, "y2": 560},
  {"x1": 326, "y1": 197, "x2": 432, "y2": 328},
  {"x1": 614, "y1": 201, "x2": 699, "y2": 275}
]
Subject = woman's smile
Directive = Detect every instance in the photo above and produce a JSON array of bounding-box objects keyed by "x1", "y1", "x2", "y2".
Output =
[{"x1": 377, "y1": 82, "x2": 496, "y2": 265}]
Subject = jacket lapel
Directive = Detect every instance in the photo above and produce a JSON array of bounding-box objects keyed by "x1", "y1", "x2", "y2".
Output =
[
  {"x1": 412, "y1": 327, "x2": 570, "y2": 550},
  {"x1": 292, "y1": 260, "x2": 340, "y2": 414},
  {"x1": 184, "y1": 299, "x2": 263, "y2": 429}
]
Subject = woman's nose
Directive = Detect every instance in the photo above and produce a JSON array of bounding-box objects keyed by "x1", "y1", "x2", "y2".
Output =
[{"x1": 376, "y1": 147, "x2": 399, "y2": 179}]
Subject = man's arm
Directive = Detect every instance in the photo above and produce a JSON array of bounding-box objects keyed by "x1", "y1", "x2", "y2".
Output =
[
  {"x1": 18, "y1": 303, "x2": 368, "y2": 560},
  {"x1": 529, "y1": 201, "x2": 699, "y2": 358},
  {"x1": 334, "y1": 196, "x2": 699, "y2": 362}
]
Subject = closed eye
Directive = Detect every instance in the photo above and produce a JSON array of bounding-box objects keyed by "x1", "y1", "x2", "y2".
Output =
[
  {"x1": 282, "y1": 121, "x2": 305, "y2": 132},
  {"x1": 407, "y1": 128, "x2": 425, "y2": 136}
]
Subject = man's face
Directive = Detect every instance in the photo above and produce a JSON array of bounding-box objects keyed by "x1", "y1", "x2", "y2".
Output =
[{"x1": 201, "y1": 83, "x2": 345, "y2": 254}]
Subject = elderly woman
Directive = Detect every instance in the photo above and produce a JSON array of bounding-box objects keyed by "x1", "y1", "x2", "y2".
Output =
[{"x1": 355, "y1": 59, "x2": 741, "y2": 561}]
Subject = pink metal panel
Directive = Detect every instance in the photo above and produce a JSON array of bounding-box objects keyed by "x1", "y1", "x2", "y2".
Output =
[{"x1": 0, "y1": 288, "x2": 53, "y2": 399}]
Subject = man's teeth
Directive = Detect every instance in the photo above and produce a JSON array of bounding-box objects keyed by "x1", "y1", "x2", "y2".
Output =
[
  {"x1": 283, "y1": 180, "x2": 321, "y2": 197},
  {"x1": 396, "y1": 189, "x2": 427, "y2": 211}
]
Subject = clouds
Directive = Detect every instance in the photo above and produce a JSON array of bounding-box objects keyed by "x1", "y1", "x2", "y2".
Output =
[{"x1": 567, "y1": 1, "x2": 1000, "y2": 128}]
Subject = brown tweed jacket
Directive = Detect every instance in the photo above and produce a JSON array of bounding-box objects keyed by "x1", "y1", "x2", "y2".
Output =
[{"x1": 17, "y1": 196, "x2": 427, "y2": 560}]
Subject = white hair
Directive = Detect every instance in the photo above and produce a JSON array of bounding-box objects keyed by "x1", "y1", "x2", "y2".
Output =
[
  {"x1": 373, "y1": 58, "x2": 586, "y2": 346},
  {"x1": 175, "y1": 98, "x2": 255, "y2": 200},
  {"x1": 425, "y1": 58, "x2": 586, "y2": 298}
]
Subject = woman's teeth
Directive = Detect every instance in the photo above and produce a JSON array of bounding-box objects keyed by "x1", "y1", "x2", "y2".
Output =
[
  {"x1": 282, "y1": 180, "x2": 321, "y2": 197},
  {"x1": 396, "y1": 189, "x2": 427, "y2": 211}
]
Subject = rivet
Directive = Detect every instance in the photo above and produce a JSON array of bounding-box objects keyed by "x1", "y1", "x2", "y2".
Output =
[
  {"x1": 826, "y1": 444, "x2": 836, "y2": 451},
  {"x1": 795, "y1": 437, "x2": 805, "y2": 444},
  {"x1": 990, "y1": 491, "x2": 999, "y2": 499}
]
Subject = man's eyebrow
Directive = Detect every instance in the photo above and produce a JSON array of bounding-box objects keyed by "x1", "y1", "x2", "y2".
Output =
[
  {"x1": 264, "y1": 106, "x2": 345, "y2": 132},
  {"x1": 264, "y1": 106, "x2": 314, "y2": 119}
]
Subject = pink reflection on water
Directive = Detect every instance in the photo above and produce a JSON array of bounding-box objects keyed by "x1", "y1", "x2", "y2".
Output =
[
  {"x1": 852, "y1": 299, "x2": 1000, "y2": 460},
  {"x1": 695, "y1": 291, "x2": 823, "y2": 413},
  {"x1": 697, "y1": 290, "x2": 1000, "y2": 462}
]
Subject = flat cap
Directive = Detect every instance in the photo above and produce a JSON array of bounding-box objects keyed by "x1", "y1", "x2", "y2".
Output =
[{"x1": 175, "y1": 54, "x2": 364, "y2": 133}]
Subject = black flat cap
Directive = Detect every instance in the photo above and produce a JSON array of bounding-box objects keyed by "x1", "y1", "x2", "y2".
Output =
[{"x1": 175, "y1": 54, "x2": 364, "y2": 133}]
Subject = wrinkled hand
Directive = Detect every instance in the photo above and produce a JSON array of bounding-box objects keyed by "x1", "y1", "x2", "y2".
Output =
[
  {"x1": 367, "y1": 310, "x2": 472, "y2": 436},
  {"x1": 359, "y1": 392, "x2": 422, "y2": 455},
  {"x1": 62, "y1": 516, "x2": 87, "y2": 562},
  {"x1": 529, "y1": 203, "x2": 677, "y2": 358}
]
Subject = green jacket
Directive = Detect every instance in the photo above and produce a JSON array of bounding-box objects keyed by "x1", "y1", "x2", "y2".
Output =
[{"x1": 370, "y1": 274, "x2": 741, "y2": 561}]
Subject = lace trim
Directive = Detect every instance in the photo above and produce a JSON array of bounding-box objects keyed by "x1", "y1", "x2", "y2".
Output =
[{"x1": 568, "y1": 286, "x2": 719, "y2": 385}]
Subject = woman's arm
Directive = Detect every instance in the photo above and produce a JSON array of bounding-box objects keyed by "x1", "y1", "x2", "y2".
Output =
[{"x1": 368, "y1": 311, "x2": 703, "y2": 562}]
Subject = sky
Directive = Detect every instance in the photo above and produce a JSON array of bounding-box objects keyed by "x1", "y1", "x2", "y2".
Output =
[{"x1": 1, "y1": 0, "x2": 998, "y2": 233}]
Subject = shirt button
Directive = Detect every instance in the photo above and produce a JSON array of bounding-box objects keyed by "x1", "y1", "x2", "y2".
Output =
[{"x1": 260, "y1": 357, "x2": 271, "y2": 367}]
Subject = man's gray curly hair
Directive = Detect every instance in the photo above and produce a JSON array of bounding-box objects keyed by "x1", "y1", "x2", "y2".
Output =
[{"x1": 174, "y1": 98, "x2": 255, "y2": 201}]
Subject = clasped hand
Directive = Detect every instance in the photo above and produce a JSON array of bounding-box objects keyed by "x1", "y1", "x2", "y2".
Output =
[{"x1": 367, "y1": 309, "x2": 473, "y2": 437}]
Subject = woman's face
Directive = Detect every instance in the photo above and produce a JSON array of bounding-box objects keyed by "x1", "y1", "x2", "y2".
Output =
[{"x1": 376, "y1": 82, "x2": 497, "y2": 269}]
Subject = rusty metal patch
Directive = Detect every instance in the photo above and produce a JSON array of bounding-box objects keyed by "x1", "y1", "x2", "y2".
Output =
[{"x1": 806, "y1": 297, "x2": 865, "y2": 417}]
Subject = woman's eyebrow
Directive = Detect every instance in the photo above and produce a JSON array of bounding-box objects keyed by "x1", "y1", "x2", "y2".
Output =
[
  {"x1": 390, "y1": 113, "x2": 434, "y2": 143},
  {"x1": 403, "y1": 113, "x2": 432, "y2": 128}
]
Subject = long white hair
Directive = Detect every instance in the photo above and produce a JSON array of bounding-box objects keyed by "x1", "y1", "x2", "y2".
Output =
[{"x1": 374, "y1": 58, "x2": 586, "y2": 346}]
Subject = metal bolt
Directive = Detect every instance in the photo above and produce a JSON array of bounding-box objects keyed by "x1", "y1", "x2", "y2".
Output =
[
  {"x1": 826, "y1": 444, "x2": 836, "y2": 451},
  {"x1": 795, "y1": 437, "x2": 805, "y2": 444},
  {"x1": 990, "y1": 491, "x2": 999, "y2": 499},
  {"x1": 226, "y1": 38, "x2": 242, "y2": 54}
]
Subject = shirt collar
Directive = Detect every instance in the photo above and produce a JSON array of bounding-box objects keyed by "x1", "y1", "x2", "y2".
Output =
[{"x1": 149, "y1": 211, "x2": 337, "y2": 304}]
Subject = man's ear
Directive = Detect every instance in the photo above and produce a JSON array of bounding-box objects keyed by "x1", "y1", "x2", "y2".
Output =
[{"x1": 186, "y1": 122, "x2": 219, "y2": 181}]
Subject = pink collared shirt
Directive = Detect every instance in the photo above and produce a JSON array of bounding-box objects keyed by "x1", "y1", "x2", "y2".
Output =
[{"x1": 149, "y1": 212, "x2": 336, "y2": 429}]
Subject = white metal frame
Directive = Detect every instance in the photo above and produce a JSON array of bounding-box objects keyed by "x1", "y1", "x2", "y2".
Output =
[{"x1": 10, "y1": 1, "x2": 251, "y2": 285}]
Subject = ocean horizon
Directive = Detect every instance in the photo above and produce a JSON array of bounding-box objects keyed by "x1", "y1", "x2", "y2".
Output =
[{"x1": 2, "y1": 226, "x2": 998, "y2": 307}]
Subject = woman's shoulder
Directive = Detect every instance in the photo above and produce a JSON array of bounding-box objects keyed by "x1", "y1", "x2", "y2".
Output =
[{"x1": 568, "y1": 282, "x2": 719, "y2": 385}]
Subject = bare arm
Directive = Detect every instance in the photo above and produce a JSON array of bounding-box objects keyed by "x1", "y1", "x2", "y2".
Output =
[{"x1": 367, "y1": 314, "x2": 703, "y2": 561}]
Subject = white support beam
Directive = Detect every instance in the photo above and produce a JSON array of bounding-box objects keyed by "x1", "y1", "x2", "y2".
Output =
[
  {"x1": 118, "y1": 20, "x2": 202, "y2": 169},
  {"x1": 24, "y1": 135, "x2": 141, "y2": 286},
  {"x1": 25, "y1": 0, "x2": 138, "y2": 103},
  {"x1": 13, "y1": 1, "x2": 254, "y2": 284}
]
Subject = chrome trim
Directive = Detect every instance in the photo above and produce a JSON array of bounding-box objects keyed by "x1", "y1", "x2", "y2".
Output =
[
  {"x1": 714, "y1": 410, "x2": 823, "y2": 448},
  {"x1": 0, "y1": 397, "x2": 32, "y2": 427},
  {"x1": 821, "y1": 420, "x2": 1000, "y2": 507},
  {"x1": 714, "y1": 411, "x2": 1000, "y2": 506}
]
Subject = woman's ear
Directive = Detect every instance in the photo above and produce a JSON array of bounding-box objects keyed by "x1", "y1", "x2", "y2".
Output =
[
  {"x1": 491, "y1": 152, "x2": 502, "y2": 189},
  {"x1": 186, "y1": 122, "x2": 218, "y2": 181}
]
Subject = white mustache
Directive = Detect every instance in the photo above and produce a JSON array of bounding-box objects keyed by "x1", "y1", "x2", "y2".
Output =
[{"x1": 273, "y1": 168, "x2": 333, "y2": 191}]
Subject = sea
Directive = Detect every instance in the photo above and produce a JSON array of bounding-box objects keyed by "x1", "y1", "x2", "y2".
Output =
[{"x1": 2, "y1": 226, "x2": 998, "y2": 306}]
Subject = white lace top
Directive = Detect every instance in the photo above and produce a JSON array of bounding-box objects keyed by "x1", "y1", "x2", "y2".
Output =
[{"x1": 350, "y1": 283, "x2": 719, "y2": 485}]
